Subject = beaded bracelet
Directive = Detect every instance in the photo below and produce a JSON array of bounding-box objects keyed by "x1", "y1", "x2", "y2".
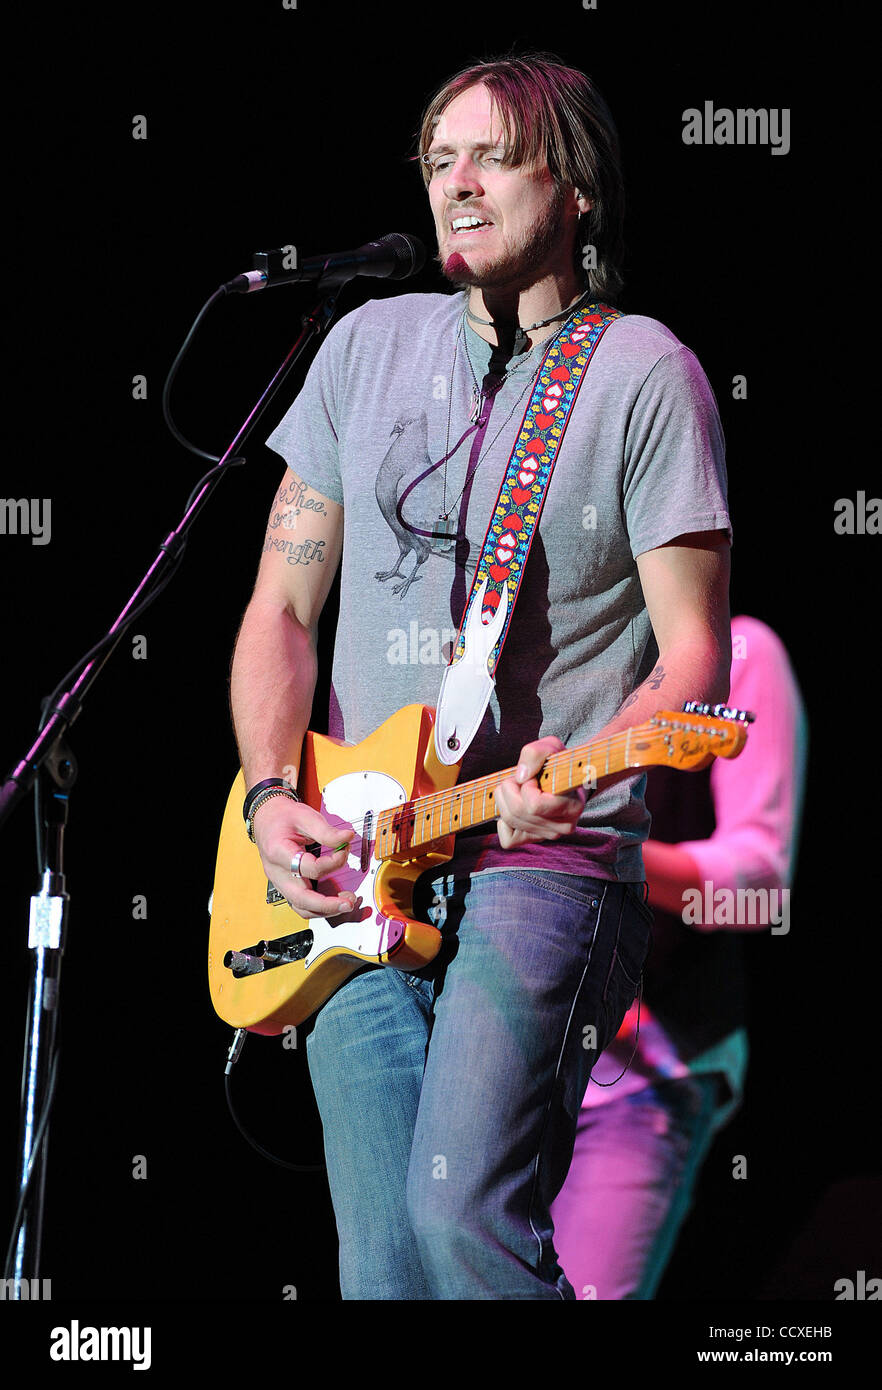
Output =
[{"x1": 245, "y1": 785, "x2": 302, "y2": 843}]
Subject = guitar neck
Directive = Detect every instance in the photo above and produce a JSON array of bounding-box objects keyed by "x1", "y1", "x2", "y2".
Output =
[{"x1": 374, "y1": 725, "x2": 645, "y2": 860}]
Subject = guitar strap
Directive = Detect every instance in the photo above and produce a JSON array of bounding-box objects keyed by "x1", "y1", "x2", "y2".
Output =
[{"x1": 434, "y1": 301, "x2": 623, "y2": 765}]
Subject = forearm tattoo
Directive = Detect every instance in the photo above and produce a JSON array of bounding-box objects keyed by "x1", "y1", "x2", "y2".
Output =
[{"x1": 619, "y1": 663, "x2": 666, "y2": 713}]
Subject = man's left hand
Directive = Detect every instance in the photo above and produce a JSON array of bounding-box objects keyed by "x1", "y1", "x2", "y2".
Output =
[{"x1": 494, "y1": 736, "x2": 587, "y2": 849}]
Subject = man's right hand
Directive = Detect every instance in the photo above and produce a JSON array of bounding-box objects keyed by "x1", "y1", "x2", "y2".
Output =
[{"x1": 250, "y1": 795, "x2": 359, "y2": 919}]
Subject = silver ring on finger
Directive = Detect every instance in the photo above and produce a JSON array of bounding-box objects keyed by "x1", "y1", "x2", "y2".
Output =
[{"x1": 290, "y1": 851, "x2": 305, "y2": 878}]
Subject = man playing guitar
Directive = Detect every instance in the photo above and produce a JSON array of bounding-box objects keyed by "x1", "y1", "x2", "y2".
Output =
[{"x1": 228, "y1": 52, "x2": 732, "y2": 1299}]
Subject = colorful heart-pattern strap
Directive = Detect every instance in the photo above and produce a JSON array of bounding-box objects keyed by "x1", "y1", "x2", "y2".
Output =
[{"x1": 449, "y1": 301, "x2": 622, "y2": 676}]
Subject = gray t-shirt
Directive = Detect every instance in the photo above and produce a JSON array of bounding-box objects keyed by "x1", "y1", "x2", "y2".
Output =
[{"x1": 266, "y1": 290, "x2": 730, "y2": 881}]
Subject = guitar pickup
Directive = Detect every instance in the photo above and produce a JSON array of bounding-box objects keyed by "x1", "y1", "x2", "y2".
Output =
[
  {"x1": 266, "y1": 879, "x2": 286, "y2": 906},
  {"x1": 223, "y1": 928, "x2": 314, "y2": 977},
  {"x1": 361, "y1": 812, "x2": 372, "y2": 874}
]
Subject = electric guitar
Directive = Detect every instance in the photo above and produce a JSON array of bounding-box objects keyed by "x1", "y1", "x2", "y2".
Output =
[{"x1": 208, "y1": 702, "x2": 750, "y2": 1034}]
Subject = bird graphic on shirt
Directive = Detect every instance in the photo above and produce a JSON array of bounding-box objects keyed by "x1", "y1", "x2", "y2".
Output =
[{"x1": 374, "y1": 413, "x2": 475, "y2": 599}]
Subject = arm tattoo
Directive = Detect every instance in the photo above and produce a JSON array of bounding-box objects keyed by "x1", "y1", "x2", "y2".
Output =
[
  {"x1": 619, "y1": 663, "x2": 666, "y2": 713},
  {"x1": 267, "y1": 477, "x2": 328, "y2": 533},
  {"x1": 646, "y1": 662, "x2": 666, "y2": 690},
  {"x1": 262, "y1": 536, "x2": 326, "y2": 566}
]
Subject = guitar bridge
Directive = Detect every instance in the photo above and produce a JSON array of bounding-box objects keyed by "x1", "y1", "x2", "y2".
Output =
[{"x1": 223, "y1": 928, "x2": 314, "y2": 977}]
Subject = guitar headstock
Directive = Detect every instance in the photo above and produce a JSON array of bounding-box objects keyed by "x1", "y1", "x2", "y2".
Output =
[{"x1": 628, "y1": 710, "x2": 751, "y2": 770}]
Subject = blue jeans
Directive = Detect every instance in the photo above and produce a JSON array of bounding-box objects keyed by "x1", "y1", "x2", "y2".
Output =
[
  {"x1": 550, "y1": 1074, "x2": 725, "y2": 1299},
  {"x1": 305, "y1": 868, "x2": 653, "y2": 1300}
]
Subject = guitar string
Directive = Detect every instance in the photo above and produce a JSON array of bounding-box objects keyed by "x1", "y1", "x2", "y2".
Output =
[
  {"x1": 340, "y1": 725, "x2": 732, "y2": 838},
  {"x1": 305, "y1": 722, "x2": 735, "y2": 848},
  {"x1": 379, "y1": 730, "x2": 729, "y2": 842}
]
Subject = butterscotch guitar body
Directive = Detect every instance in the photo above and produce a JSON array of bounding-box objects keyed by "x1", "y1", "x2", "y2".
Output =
[
  {"x1": 209, "y1": 700, "x2": 750, "y2": 1033},
  {"x1": 208, "y1": 705, "x2": 459, "y2": 1034}
]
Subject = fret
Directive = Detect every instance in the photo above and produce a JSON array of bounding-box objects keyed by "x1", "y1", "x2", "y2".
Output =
[
  {"x1": 355, "y1": 716, "x2": 742, "y2": 868},
  {"x1": 580, "y1": 748, "x2": 594, "y2": 792},
  {"x1": 570, "y1": 751, "x2": 583, "y2": 791},
  {"x1": 376, "y1": 809, "x2": 391, "y2": 857},
  {"x1": 393, "y1": 738, "x2": 618, "y2": 857},
  {"x1": 375, "y1": 722, "x2": 674, "y2": 859}
]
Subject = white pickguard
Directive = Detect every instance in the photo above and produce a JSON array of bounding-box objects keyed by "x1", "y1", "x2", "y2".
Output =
[{"x1": 295, "y1": 769, "x2": 409, "y2": 967}]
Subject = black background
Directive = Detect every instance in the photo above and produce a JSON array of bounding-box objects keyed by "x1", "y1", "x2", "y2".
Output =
[{"x1": 0, "y1": 0, "x2": 877, "y2": 1342}]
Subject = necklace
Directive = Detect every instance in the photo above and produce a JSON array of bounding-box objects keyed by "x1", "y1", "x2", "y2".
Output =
[
  {"x1": 461, "y1": 316, "x2": 541, "y2": 424},
  {"x1": 430, "y1": 306, "x2": 578, "y2": 550},
  {"x1": 430, "y1": 318, "x2": 541, "y2": 549},
  {"x1": 466, "y1": 286, "x2": 593, "y2": 356}
]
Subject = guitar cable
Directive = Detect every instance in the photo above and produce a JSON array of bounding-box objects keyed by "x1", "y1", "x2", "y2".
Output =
[
  {"x1": 223, "y1": 1029, "x2": 326, "y2": 1172},
  {"x1": 590, "y1": 886, "x2": 655, "y2": 1088},
  {"x1": 168, "y1": 285, "x2": 323, "y2": 1173},
  {"x1": 34, "y1": 286, "x2": 250, "y2": 759}
]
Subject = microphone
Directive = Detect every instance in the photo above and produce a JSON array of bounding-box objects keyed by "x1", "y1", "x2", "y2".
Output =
[{"x1": 224, "y1": 233, "x2": 426, "y2": 293}]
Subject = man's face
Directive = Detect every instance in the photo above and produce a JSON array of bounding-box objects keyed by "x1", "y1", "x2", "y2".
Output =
[{"x1": 426, "y1": 83, "x2": 578, "y2": 292}]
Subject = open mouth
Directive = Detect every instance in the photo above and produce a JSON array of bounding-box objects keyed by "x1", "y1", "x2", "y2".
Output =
[{"x1": 450, "y1": 216, "x2": 494, "y2": 235}]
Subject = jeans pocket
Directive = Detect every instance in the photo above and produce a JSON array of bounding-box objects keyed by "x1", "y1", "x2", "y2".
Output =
[
  {"x1": 602, "y1": 887, "x2": 652, "y2": 1011},
  {"x1": 498, "y1": 869, "x2": 605, "y2": 910},
  {"x1": 625, "y1": 881, "x2": 654, "y2": 929}
]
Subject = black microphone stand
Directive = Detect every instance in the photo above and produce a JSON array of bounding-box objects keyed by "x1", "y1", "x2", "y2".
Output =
[{"x1": 0, "y1": 281, "x2": 344, "y2": 1295}]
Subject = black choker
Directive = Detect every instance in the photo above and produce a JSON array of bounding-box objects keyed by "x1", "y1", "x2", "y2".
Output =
[{"x1": 466, "y1": 288, "x2": 592, "y2": 356}]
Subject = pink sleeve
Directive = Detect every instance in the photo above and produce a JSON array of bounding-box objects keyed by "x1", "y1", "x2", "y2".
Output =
[{"x1": 680, "y1": 616, "x2": 808, "y2": 894}]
